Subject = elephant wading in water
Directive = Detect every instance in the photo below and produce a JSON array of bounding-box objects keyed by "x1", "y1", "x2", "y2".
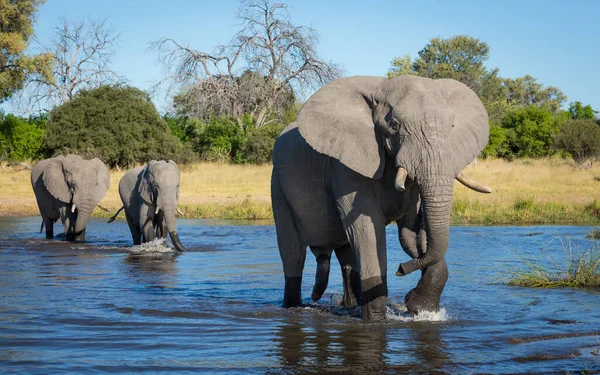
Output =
[
  {"x1": 271, "y1": 75, "x2": 492, "y2": 320},
  {"x1": 31, "y1": 154, "x2": 110, "y2": 241},
  {"x1": 114, "y1": 160, "x2": 185, "y2": 251}
]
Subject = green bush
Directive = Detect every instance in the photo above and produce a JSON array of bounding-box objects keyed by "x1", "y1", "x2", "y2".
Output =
[
  {"x1": 554, "y1": 119, "x2": 600, "y2": 165},
  {"x1": 44, "y1": 85, "x2": 194, "y2": 168},
  {"x1": 500, "y1": 105, "x2": 566, "y2": 158},
  {"x1": 238, "y1": 123, "x2": 285, "y2": 164},
  {"x1": 0, "y1": 112, "x2": 46, "y2": 161},
  {"x1": 187, "y1": 117, "x2": 246, "y2": 163}
]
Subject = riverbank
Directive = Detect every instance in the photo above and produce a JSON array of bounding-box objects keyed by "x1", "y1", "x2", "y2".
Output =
[{"x1": 2, "y1": 159, "x2": 600, "y2": 224}]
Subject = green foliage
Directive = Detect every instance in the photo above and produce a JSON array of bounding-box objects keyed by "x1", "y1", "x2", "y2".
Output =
[
  {"x1": 500, "y1": 105, "x2": 566, "y2": 158},
  {"x1": 185, "y1": 117, "x2": 246, "y2": 163},
  {"x1": 238, "y1": 123, "x2": 285, "y2": 164},
  {"x1": 504, "y1": 75, "x2": 566, "y2": 113},
  {"x1": 0, "y1": 0, "x2": 54, "y2": 102},
  {"x1": 44, "y1": 85, "x2": 194, "y2": 168},
  {"x1": 554, "y1": 119, "x2": 600, "y2": 165},
  {"x1": 482, "y1": 123, "x2": 510, "y2": 158},
  {"x1": 0, "y1": 111, "x2": 45, "y2": 160},
  {"x1": 568, "y1": 101, "x2": 598, "y2": 120}
]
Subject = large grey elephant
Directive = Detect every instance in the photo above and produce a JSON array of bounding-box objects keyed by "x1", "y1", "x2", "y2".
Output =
[
  {"x1": 271, "y1": 75, "x2": 491, "y2": 320},
  {"x1": 31, "y1": 154, "x2": 110, "y2": 241},
  {"x1": 116, "y1": 160, "x2": 185, "y2": 252}
]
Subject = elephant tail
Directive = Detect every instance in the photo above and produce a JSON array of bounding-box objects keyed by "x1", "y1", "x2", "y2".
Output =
[{"x1": 107, "y1": 206, "x2": 125, "y2": 223}]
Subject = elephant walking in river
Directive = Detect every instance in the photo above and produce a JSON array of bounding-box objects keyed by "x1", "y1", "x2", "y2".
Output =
[
  {"x1": 31, "y1": 154, "x2": 110, "y2": 241},
  {"x1": 115, "y1": 160, "x2": 185, "y2": 251},
  {"x1": 271, "y1": 75, "x2": 492, "y2": 320}
]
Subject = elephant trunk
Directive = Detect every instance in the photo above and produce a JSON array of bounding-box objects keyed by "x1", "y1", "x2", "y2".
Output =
[
  {"x1": 71, "y1": 203, "x2": 92, "y2": 241},
  {"x1": 164, "y1": 207, "x2": 185, "y2": 252},
  {"x1": 397, "y1": 178, "x2": 453, "y2": 276}
]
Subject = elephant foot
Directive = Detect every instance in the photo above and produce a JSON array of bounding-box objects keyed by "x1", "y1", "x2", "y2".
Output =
[
  {"x1": 311, "y1": 254, "x2": 330, "y2": 302},
  {"x1": 360, "y1": 276, "x2": 388, "y2": 320},
  {"x1": 404, "y1": 260, "x2": 448, "y2": 315},
  {"x1": 340, "y1": 266, "x2": 359, "y2": 307},
  {"x1": 283, "y1": 276, "x2": 302, "y2": 308}
]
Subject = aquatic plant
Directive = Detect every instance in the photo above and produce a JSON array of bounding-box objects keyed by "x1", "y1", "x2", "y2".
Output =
[
  {"x1": 508, "y1": 237, "x2": 600, "y2": 289},
  {"x1": 586, "y1": 228, "x2": 600, "y2": 239}
]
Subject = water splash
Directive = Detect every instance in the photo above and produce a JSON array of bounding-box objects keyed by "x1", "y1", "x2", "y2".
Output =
[
  {"x1": 128, "y1": 238, "x2": 174, "y2": 254},
  {"x1": 386, "y1": 304, "x2": 452, "y2": 322},
  {"x1": 310, "y1": 293, "x2": 453, "y2": 322}
]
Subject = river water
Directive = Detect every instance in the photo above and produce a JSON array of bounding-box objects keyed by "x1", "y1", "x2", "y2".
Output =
[{"x1": 0, "y1": 217, "x2": 599, "y2": 374}]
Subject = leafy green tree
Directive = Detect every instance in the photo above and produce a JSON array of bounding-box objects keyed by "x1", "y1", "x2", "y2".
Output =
[
  {"x1": 555, "y1": 119, "x2": 600, "y2": 165},
  {"x1": 0, "y1": 111, "x2": 45, "y2": 160},
  {"x1": 568, "y1": 101, "x2": 598, "y2": 120},
  {"x1": 238, "y1": 123, "x2": 285, "y2": 164},
  {"x1": 44, "y1": 85, "x2": 193, "y2": 168},
  {"x1": 500, "y1": 105, "x2": 567, "y2": 158},
  {"x1": 411, "y1": 35, "x2": 490, "y2": 89},
  {"x1": 481, "y1": 123, "x2": 510, "y2": 158},
  {"x1": 504, "y1": 75, "x2": 566, "y2": 113},
  {"x1": 185, "y1": 117, "x2": 246, "y2": 163},
  {"x1": 0, "y1": 0, "x2": 53, "y2": 102}
]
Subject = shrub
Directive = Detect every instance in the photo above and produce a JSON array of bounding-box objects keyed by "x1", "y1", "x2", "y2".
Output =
[
  {"x1": 0, "y1": 112, "x2": 46, "y2": 161},
  {"x1": 44, "y1": 85, "x2": 192, "y2": 168},
  {"x1": 238, "y1": 123, "x2": 285, "y2": 164},
  {"x1": 187, "y1": 117, "x2": 246, "y2": 163},
  {"x1": 554, "y1": 119, "x2": 600, "y2": 165}
]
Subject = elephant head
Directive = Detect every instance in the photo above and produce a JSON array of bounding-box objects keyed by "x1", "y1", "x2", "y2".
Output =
[
  {"x1": 42, "y1": 154, "x2": 110, "y2": 240},
  {"x1": 298, "y1": 76, "x2": 490, "y2": 278},
  {"x1": 137, "y1": 160, "x2": 185, "y2": 251}
]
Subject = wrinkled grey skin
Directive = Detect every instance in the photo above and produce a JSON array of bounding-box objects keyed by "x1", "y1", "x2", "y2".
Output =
[
  {"x1": 118, "y1": 160, "x2": 185, "y2": 252},
  {"x1": 271, "y1": 75, "x2": 489, "y2": 320},
  {"x1": 30, "y1": 154, "x2": 110, "y2": 241}
]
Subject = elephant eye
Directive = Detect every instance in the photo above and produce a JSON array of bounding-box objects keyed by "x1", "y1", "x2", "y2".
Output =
[{"x1": 390, "y1": 119, "x2": 400, "y2": 132}]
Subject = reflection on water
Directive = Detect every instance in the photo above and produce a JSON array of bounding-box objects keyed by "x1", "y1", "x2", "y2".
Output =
[{"x1": 0, "y1": 217, "x2": 599, "y2": 373}]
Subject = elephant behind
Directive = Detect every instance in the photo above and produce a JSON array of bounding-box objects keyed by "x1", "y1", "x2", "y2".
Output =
[
  {"x1": 271, "y1": 75, "x2": 491, "y2": 320},
  {"x1": 117, "y1": 160, "x2": 185, "y2": 252},
  {"x1": 31, "y1": 154, "x2": 110, "y2": 241}
]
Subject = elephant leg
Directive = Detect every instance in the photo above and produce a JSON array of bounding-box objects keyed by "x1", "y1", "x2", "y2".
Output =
[
  {"x1": 334, "y1": 244, "x2": 360, "y2": 307},
  {"x1": 310, "y1": 246, "x2": 333, "y2": 302},
  {"x1": 43, "y1": 217, "x2": 54, "y2": 239},
  {"x1": 272, "y1": 175, "x2": 305, "y2": 308},
  {"x1": 125, "y1": 212, "x2": 141, "y2": 245},
  {"x1": 140, "y1": 205, "x2": 155, "y2": 243},
  {"x1": 405, "y1": 259, "x2": 448, "y2": 314},
  {"x1": 334, "y1": 180, "x2": 388, "y2": 320}
]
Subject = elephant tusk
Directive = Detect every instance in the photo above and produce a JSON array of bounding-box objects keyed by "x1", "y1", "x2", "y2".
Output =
[
  {"x1": 71, "y1": 204, "x2": 77, "y2": 213},
  {"x1": 96, "y1": 203, "x2": 111, "y2": 212},
  {"x1": 176, "y1": 208, "x2": 184, "y2": 217},
  {"x1": 155, "y1": 206, "x2": 160, "y2": 215},
  {"x1": 456, "y1": 172, "x2": 493, "y2": 193},
  {"x1": 395, "y1": 167, "x2": 408, "y2": 192}
]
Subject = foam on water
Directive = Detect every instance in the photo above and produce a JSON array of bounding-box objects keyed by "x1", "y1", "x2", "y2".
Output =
[
  {"x1": 128, "y1": 238, "x2": 175, "y2": 254},
  {"x1": 309, "y1": 293, "x2": 453, "y2": 322}
]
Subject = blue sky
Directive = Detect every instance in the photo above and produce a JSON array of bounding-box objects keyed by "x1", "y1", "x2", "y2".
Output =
[{"x1": 7, "y1": 0, "x2": 600, "y2": 113}]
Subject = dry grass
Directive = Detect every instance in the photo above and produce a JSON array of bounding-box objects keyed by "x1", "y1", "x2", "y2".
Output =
[{"x1": 2, "y1": 158, "x2": 600, "y2": 223}]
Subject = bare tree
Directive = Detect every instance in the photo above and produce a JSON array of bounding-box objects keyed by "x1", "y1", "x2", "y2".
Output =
[
  {"x1": 151, "y1": 0, "x2": 341, "y2": 128},
  {"x1": 18, "y1": 17, "x2": 122, "y2": 112}
]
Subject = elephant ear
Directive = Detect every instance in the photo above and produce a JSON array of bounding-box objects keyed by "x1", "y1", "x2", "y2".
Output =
[
  {"x1": 90, "y1": 158, "x2": 110, "y2": 202},
  {"x1": 138, "y1": 161, "x2": 156, "y2": 204},
  {"x1": 437, "y1": 79, "x2": 490, "y2": 172},
  {"x1": 42, "y1": 158, "x2": 71, "y2": 203},
  {"x1": 297, "y1": 76, "x2": 387, "y2": 179}
]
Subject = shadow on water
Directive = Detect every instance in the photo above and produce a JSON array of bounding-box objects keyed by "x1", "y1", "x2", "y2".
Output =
[{"x1": 0, "y1": 217, "x2": 599, "y2": 373}]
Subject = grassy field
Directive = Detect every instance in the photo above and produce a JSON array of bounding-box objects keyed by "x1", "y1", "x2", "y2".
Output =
[{"x1": 3, "y1": 158, "x2": 600, "y2": 224}]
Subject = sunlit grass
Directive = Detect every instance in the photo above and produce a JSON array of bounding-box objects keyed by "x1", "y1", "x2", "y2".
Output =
[
  {"x1": 508, "y1": 237, "x2": 600, "y2": 288},
  {"x1": 2, "y1": 158, "x2": 600, "y2": 222}
]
